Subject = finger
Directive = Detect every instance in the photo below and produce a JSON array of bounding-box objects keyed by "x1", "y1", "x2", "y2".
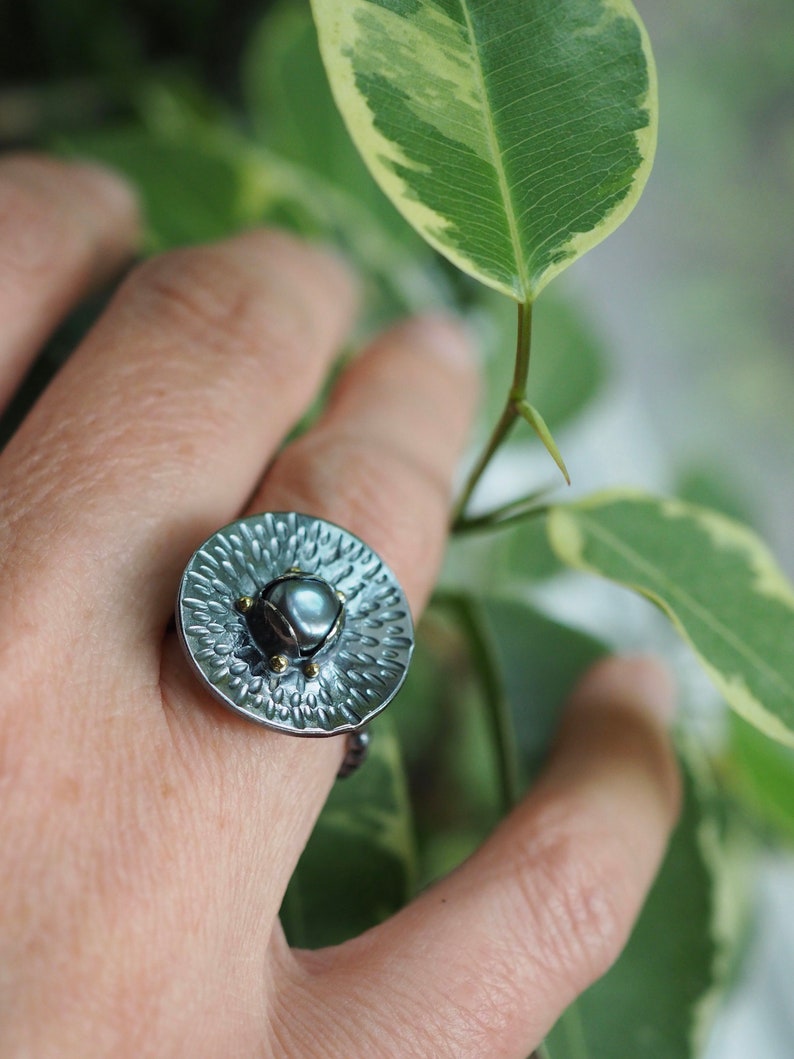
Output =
[
  {"x1": 286, "y1": 657, "x2": 681, "y2": 1059},
  {"x1": 0, "y1": 154, "x2": 140, "y2": 409},
  {"x1": 159, "y1": 314, "x2": 478, "y2": 884},
  {"x1": 255, "y1": 313, "x2": 479, "y2": 610},
  {"x1": 0, "y1": 230, "x2": 357, "y2": 650}
]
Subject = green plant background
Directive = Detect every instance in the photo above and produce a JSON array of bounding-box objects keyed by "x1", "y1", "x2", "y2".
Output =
[{"x1": 1, "y1": 2, "x2": 793, "y2": 1057}]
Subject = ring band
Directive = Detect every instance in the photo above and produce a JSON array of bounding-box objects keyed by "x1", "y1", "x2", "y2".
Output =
[{"x1": 176, "y1": 512, "x2": 414, "y2": 771}]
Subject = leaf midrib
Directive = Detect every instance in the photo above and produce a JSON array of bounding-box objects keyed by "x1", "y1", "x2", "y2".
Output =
[
  {"x1": 577, "y1": 513, "x2": 794, "y2": 705},
  {"x1": 457, "y1": 0, "x2": 530, "y2": 299}
]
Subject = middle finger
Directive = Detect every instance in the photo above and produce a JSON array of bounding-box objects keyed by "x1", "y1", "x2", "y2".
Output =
[{"x1": 0, "y1": 230, "x2": 357, "y2": 652}]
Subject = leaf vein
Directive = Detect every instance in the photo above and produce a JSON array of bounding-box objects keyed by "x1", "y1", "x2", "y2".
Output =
[
  {"x1": 579, "y1": 515, "x2": 794, "y2": 703},
  {"x1": 456, "y1": 0, "x2": 528, "y2": 297}
]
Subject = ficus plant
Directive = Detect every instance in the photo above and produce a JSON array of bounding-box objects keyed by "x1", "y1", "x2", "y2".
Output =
[{"x1": 7, "y1": 0, "x2": 792, "y2": 1055}]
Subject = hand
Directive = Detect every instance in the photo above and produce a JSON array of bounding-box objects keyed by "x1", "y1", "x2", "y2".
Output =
[{"x1": 0, "y1": 155, "x2": 681, "y2": 1058}]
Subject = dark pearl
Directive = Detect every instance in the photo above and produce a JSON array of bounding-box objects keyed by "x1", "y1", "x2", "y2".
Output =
[{"x1": 247, "y1": 573, "x2": 343, "y2": 663}]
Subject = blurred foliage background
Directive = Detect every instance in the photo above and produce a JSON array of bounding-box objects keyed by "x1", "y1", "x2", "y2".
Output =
[{"x1": 1, "y1": 1, "x2": 792, "y2": 1056}]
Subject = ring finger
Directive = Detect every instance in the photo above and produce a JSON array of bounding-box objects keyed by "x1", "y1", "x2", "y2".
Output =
[{"x1": 159, "y1": 312, "x2": 478, "y2": 894}]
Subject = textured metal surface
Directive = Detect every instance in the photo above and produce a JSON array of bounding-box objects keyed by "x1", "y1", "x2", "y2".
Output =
[{"x1": 176, "y1": 512, "x2": 414, "y2": 735}]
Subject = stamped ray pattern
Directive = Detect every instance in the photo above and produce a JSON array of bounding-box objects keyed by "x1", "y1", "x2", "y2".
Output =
[{"x1": 177, "y1": 513, "x2": 414, "y2": 735}]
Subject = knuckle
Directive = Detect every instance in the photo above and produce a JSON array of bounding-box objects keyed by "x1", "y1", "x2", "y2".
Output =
[
  {"x1": 511, "y1": 806, "x2": 631, "y2": 991},
  {"x1": 123, "y1": 242, "x2": 313, "y2": 376},
  {"x1": 124, "y1": 247, "x2": 254, "y2": 346}
]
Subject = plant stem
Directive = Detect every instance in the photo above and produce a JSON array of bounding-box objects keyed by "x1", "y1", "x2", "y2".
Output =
[
  {"x1": 436, "y1": 590, "x2": 522, "y2": 814},
  {"x1": 451, "y1": 300, "x2": 534, "y2": 525},
  {"x1": 453, "y1": 498, "x2": 551, "y2": 535}
]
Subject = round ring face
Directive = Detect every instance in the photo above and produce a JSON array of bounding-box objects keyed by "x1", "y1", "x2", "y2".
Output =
[{"x1": 176, "y1": 512, "x2": 414, "y2": 735}]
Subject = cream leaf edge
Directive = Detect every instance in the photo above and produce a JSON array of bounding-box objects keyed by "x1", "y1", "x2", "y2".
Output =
[
  {"x1": 310, "y1": 0, "x2": 658, "y2": 303},
  {"x1": 547, "y1": 489, "x2": 794, "y2": 748}
]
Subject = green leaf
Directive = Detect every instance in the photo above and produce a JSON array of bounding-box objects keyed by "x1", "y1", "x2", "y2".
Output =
[
  {"x1": 398, "y1": 603, "x2": 516, "y2": 883},
  {"x1": 281, "y1": 715, "x2": 415, "y2": 948},
  {"x1": 310, "y1": 0, "x2": 657, "y2": 301},
  {"x1": 242, "y1": 2, "x2": 366, "y2": 178},
  {"x1": 439, "y1": 592, "x2": 523, "y2": 811},
  {"x1": 547, "y1": 490, "x2": 794, "y2": 746},
  {"x1": 498, "y1": 515, "x2": 565, "y2": 583},
  {"x1": 396, "y1": 597, "x2": 603, "y2": 884},
  {"x1": 390, "y1": 613, "x2": 448, "y2": 770},
  {"x1": 545, "y1": 763, "x2": 718, "y2": 1059},
  {"x1": 675, "y1": 463, "x2": 755, "y2": 527},
  {"x1": 63, "y1": 124, "x2": 450, "y2": 316},
  {"x1": 722, "y1": 711, "x2": 794, "y2": 845},
  {"x1": 62, "y1": 128, "x2": 255, "y2": 250},
  {"x1": 524, "y1": 289, "x2": 608, "y2": 432},
  {"x1": 477, "y1": 596, "x2": 607, "y2": 781},
  {"x1": 242, "y1": 0, "x2": 418, "y2": 249},
  {"x1": 240, "y1": 1, "x2": 460, "y2": 324}
]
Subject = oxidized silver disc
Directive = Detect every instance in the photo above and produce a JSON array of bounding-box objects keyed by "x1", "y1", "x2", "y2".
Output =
[{"x1": 176, "y1": 512, "x2": 414, "y2": 735}]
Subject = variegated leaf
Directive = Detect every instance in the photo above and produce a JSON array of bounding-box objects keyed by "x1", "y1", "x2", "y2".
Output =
[
  {"x1": 547, "y1": 491, "x2": 794, "y2": 745},
  {"x1": 310, "y1": 0, "x2": 657, "y2": 301}
]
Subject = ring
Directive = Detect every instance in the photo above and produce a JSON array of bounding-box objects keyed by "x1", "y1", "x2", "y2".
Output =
[{"x1": 176, "y1": 512, "x2": 415, "y2": 775}]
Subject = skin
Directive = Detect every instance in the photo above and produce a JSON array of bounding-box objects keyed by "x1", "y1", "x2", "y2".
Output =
[{"x1": 0, "y1": 155, "x2": 681, "y2": 1059}]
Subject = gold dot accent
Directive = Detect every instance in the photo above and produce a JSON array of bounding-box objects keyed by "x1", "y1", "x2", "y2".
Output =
[
  {"x1": 269, "y1": 655, "x2": 288, "y2": 674},
  {"x1": 236, "y1": 596, "x2": 254, "y2": 613},
  {"x1": 304, "y1": 662, "x2": 320, "y2": 679}
]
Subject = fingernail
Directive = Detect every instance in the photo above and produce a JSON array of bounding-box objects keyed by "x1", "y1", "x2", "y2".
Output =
[
  {"x1": 575, "y1": 655, "x2": 677, "y2": 724},
  {"x1": 399, "y1": 312, "x2": 476, "y2": 369}
]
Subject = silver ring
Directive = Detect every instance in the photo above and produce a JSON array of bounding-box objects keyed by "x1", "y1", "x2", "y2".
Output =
[{"x1": 176, "y1": 513, "x2": 414, "y2": 754}]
